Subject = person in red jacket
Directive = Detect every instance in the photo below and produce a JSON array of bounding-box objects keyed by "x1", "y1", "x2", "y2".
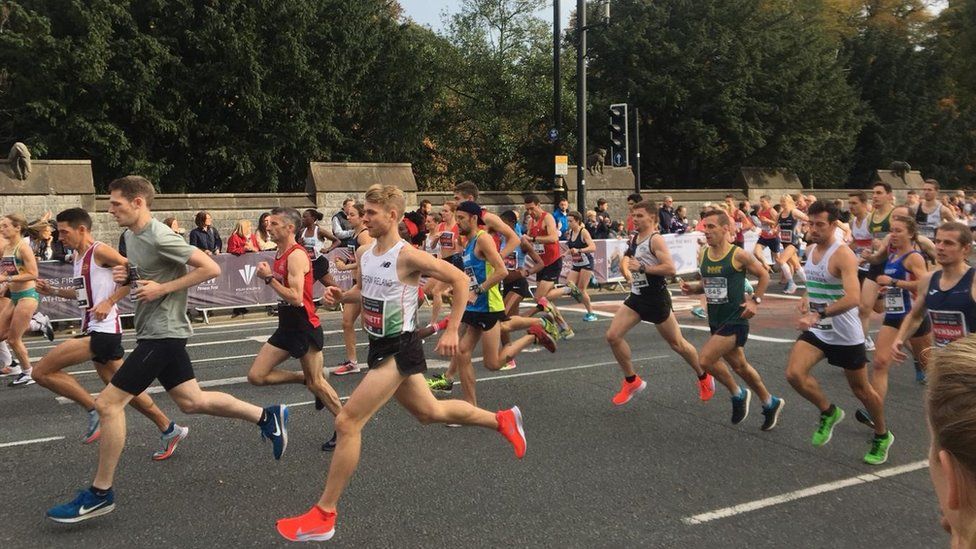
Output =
[{"x1": 227, "y1": 219, "x2": 260, "y2": 255}]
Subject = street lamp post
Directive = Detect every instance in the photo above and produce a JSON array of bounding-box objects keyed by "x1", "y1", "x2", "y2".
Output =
[{"x1": 576, "y1": 0, "x2": 587, "y2": 213}]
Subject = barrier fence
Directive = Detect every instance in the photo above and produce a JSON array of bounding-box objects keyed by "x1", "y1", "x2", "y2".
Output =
[{"x1": 35, "y1": 233, "x2": 767, "y2": 321}]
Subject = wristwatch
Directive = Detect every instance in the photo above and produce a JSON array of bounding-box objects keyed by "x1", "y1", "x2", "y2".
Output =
[
  {"x1": 638, "y1": 265, "x2": 646, "y2": 274},
  {"x1": 751, "y1": 295, "x2": 762, "y2": 305},
  {"x1": 263, "y1": 275, "x2": 274, "y2": 285},
  {"x1": 474, "y1": 285, "x2": 485, "y2": 295}
]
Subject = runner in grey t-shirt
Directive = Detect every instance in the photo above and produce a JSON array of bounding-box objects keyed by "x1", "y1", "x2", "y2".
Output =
[{"x1": 46, "y1": 176, "x2": 289, "y2": 525}]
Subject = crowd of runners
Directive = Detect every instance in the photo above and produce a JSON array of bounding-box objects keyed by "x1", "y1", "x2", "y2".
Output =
[{"x1": 1, "y1": 175, "x2": 974, "y2": 543}]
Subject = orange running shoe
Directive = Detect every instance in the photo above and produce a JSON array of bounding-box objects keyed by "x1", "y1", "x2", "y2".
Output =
[
  {"x1": 496, "y1": 406, "x2": 526, "y2": 459},
  {"x1": 698, "y1": 373, "x2": 716, "y2": 402},
  {"x1": 612, "y1": 376, "x2": 647, "y2": 406},
  {"x1": 276, "y1": 505, "x2": 337, "y2": 542}
]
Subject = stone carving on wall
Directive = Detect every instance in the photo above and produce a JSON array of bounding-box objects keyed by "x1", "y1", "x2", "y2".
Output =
[{"x1": 7, "y1": 142, "x2": 31, "y2": 180}]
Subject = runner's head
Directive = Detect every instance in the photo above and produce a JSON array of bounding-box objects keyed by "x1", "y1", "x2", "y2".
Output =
[
  {"x1": 424, "y1": 211, "x2": 440, "y2": 233},
  {"x1": 872, "y1": 182, "x2": 893, "y2": 209},
  {"x1": 346, "y1": 203, "x2": 365, "y2": 229},
  {"x1": 629, "y1": 193, "x2": 644, "y2": 209},
  {"x1": 780, "y1": 194, "x2": 795, "y2": 210},
  {"x1": 107, "y1": 175, "x2": 155, "y2": 228},
  {"x1": 363, "y1": 184, "x2": 406, "y2": 239},
  {"x1": 631, "y1": 200, "x2": 659, "y2": 233},
  {"x1": 455, "y1": 201, "x2": 483, "y2": 237},
  {"x1": 454, "y1": 180, "x2": 479, "y2": 202},
  {"x1": 700, "y1": 210, "x2": 731, "y2": 247},
  {"x1": 523, "y1": 194, "x2": 544, "y2": 220},
  {"x1": 934, "y1": 222, "x2": 973, "y2": 267},
  {"x1": 889, "y1": 215, "x2": 917, "y2": 250},
  {"x1": 267, "y1": 207, "x2": 302, "y2": 245},
  {"x1": 499, "y1": 210, "x2": 518, "y2": 229},
  {"x1": 760, "y1": 195, "x2": 772, "y2": 209},
  {"x1": 923, "y1": 179, "x2": 940, "y2": 203},
  {"x1": 567, "y1": 211, "x2": 583, "y2": 230},
  {"x1": 806, "y1": 201, "x2": 839, "y2": 245},
  {"x1": 905, "y1": 190, "x2": 920, "y2": 208},
  {"x1": 301, "y1": 209, "x2": 323, "y2": 229},
  {"x1": 848, "y1": 191, "x2": 869, "y2": 216},
  {"x1": 795, "y1": 194, "x2": 808, "y2": 211},
  {"x1": 927, "y1": 336, "x2": 976, "y2": 545},
  {"x1": 441, "y1": 201, "x2": 457, "y2": 224},
  {"x1": 54, "y1": 208, "x2": 93, "y2": 250}
]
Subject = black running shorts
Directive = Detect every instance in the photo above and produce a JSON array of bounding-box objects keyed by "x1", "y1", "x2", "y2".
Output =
[
  {"x1": 502, "y1": 277, "x2": 531, "y2": 299},
  {"x1": 710, "y1": 324, "x2": 750, "y2": 348},
  {"x1": 312, "y1": 256, "x2": 330, "y2": 281},
  {"x1": 865, "y1": 261, "x2": 884, "y2": 283},
  {"x1": 367, "y1": 331, "x2": 427, "y2": 376},
  {"x1": 88, "y1": 332, "x2": 124, "y2": 364},
  {"x1": 462, "y1": 310, "x2": 506, "y2": 331},
  {"x1": 623, "y1": 286, "x2": 672, "y2": 325},
  {"x1": 757, "y1": 237, "x2": 781, "y2": 254},
  {"x1": 111, "y1": 338, "x2": 195, "y2": 395},
  {"x1": 797, "y1": 331, "x2": 867, "y2": 370},
  {"x1": 882, "y1": 314, "x2": 932, "y2": 338},
  {"x1": 268, "y1": 325, "x2": 324, "y2": 359},
  {"x1": 536, "y1": 258, "x2": 563, "y2": 283}
]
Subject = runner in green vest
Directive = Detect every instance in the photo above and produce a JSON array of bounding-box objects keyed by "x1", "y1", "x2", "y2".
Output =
[{"x1": 681, "y1": 210, "x2": 785, "y2": 430}]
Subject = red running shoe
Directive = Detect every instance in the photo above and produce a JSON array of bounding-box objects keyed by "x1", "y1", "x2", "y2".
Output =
[
  {"x1": 698, "y1": 373, "x2": 716, "y2": 402},
  {"x1": 276, "y1": 505, "x2": 337, "y2": 542},
  {"x1": 528, "y1": 324, "x2": 556, "y2": 353},
  {"x1": 612, "y1": 376, "x2": 647, "y2": 406},
  {"x1": 496, "y1": 406, "x2": 526, "y2": 459}
]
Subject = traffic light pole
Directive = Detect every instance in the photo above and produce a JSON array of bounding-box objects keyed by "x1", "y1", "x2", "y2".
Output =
[
  {"x1": 576, "y1": 0, "x2": 587, "y2": 214},
  {"x1": 633, "y1": 106, "x2": 640, "y2": 193},
  {"x1": 552, "y1": 0, "x2": 564, "y2": 206}
]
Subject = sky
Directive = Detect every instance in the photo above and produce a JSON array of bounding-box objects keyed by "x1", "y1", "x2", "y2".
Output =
[{"x1": 398, "y1": 0, "x2": 574, "y2": 33}]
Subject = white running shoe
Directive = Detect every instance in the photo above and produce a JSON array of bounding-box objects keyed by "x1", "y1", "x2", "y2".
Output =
[{"x1": 865, "y1": 336, "x2": 875, "y2": 352}]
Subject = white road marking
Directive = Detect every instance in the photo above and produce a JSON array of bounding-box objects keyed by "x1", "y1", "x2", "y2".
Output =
[
  {"x1": 681, "y1": 459, "x2": 929, "y2": 525},
  {"x1": 0, "y1": 436, "x2": 65, "y2": 449}
]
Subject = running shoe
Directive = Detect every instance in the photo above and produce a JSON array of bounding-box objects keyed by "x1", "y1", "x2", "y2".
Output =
[
  {"x1": 854, "y1": 408, "x2": 875, "y2": 429},
  {"x1": 83, "y1": 410, "x2": 100, "y2": 444},
  {"x1": 0, "y1": 363, "x2": 22, "y2": 377},
  {"x1": 812, "y1": 406, "x2": 845, "y2": 447},
  {"x1": 541, "y1": 316, "x2": 561, "y2": 342},
  {"x1": 566, "y1": 282, "x2": 584, "y2": 303},
  {"x1": 698, "y1": 374, "x2": 715, "y2": 402},
  {"x1": 784, "y1": 280, "x2": 798, "y2": 294},
  {"x1": 864, "y1": 431, "x2": 894, "y2": 465},
  {"x1": 38, "y1": 312, "x2": 55, "y2": 341},
  {"x1": 744, "y1": 279, "x2": 754, "y2": 295},
  {"x1": 153, "y1": 423, "x2": 189, "y2": 461},
  {"x1": 612, "y1": 376, "x2": 647, "y2": 406},
  {"x1": 496, "y1": 406, "x2": 526, "y2": 459},
  {"x1": 427, "y1": 373, "x2": 453, "y2": 394},
  {"x1": 259, "y1": 405, "x2": 289, "y2": 460},
  {"x1": 690, "y1": 306, "x2": 707, "y2": 319},
  {"x1": 914, "y1": 361, "x2": 927, "y2": 385},
  {"x1": 539, "y1": 298, "x2": 573, "y2": 339},
  {"x1": 528, "y1": 324, "x2": 557, "y2": 353},
  {"x1": 9, "y1": 370, "x2": 34, "y2": 386},
  {"x1": 582, "y1": 312, "x2": 599, "y2": 322},
  {"x1": 321, "y1": 431, "x2": 337, "y2": 452},
  {"x1": 46, "y1": 488, "x2": 115, "y2": 523},
  {"x1": 499, "y1": 359, "x2": 517, "y2": 371},
  {"x1": 276, "y1": 505, "x2": 337, "y2": 542},
  {"x1": 864, "y1": 336, "x2": 876, "y2": 352},
  {"x1": 731, "y1": 387, "x2": 751, "y2": 424},
  {"x1": 760, "y1": 397, "x2": 785, "y2": 431},
  {"x1": 333, "y1": 361, "x2": 361, "y2": 376}
]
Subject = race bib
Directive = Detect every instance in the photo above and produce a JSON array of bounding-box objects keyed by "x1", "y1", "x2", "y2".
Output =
[
  {"x1": 883, "y1": 287, "x2": 906, "y2": 314},
  {"x1": 929, "y1": 310, "x2": 967, "y2": 346},
  {"x1": 361, "y1": 296, "x2": 387, "y2": 337},
  {"x1": 464, "y1": 267, "x2": 479, "y2": 292},
  {"x1": 779, "y1": 229, "x2": 792, "y2": 243},
  {"x1": 703, "y1": 277, "x2": 728, "y2": 304},
  {"x1": 127, "y1": 265, "x2": 140, "y2": 299},
  {"x1": 811, "y1": 302, "x2": 833, "y2": 331},
  {"x1": 303, "y1": 237, "x2": 318, "y2": 258},
  {"x1": 0, "y1": 257, "x2": 16, "y2": 276},
  {"x1": 631, "y1": 272, "x2": 649, "y2": 292},
  {"x1": 439, "y1": 231, "x2": 455, "y2": 250},
  {"x1": 503, "y1": 254, "x2": 517, "y2": 270},
  {"x1": 533, "y1": 242, "x2": 545, "y2": 253},
  {"x1": 571, "y1": 251, "x2": 589, "y2": 267},
  {"x1": 919, "y1": 224, "x2": 936, "y2": 239},
  {"x1": 70, "y1": 276, "x2": 89, "y2": 308}
]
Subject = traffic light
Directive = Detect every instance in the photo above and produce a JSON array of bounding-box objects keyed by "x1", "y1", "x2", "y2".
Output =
[{"x1": 609, "y1": 103, "x2": 628, "y2": 168}]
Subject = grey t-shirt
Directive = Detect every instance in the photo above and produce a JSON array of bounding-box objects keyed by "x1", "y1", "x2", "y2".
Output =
[{"x1": 124, "y1": 218, "x2": 196, "y2": 339}]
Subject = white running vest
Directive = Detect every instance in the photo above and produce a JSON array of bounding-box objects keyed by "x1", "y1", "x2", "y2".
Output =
[
  {"x1": 629, "y1": 233, "x2": 664, "y2": 295},
  {"x1": 359, "y1": 240, "x2": 418, "y2": 338},
  {"x1": 803, "y1": 240, "x2": 864, "y2": 346},
  {"x1": 73, "y1": 242, "x2": 121, "y2": 334},
  {"x1": 300, "y1": 226, "x2": 327, "y2": 259},
  {"x1": 851, "y1": 215, "x2": 872, "y2": 272}
]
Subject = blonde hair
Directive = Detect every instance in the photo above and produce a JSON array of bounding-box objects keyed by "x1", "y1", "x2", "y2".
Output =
[
  {"x1": 928, "y1": 336, "x2": 976, "y2": 492},
  {"x1": 3, "y1": 213, "x2": 27, "y2": 230},
  {"x1": 364, "y1": 184, "x2": 405, "y2": 220},
  {"x1": 442, "y1": 200, "x2": 457, "y2": 213},
  {"x1": 233, "y1": 219, "x2": 252, "y2": 237},
  {"x1": 781, "y1": 194, "x2": 796, "y2": 208}
]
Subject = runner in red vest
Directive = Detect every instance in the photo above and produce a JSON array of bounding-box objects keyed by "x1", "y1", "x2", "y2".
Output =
[{"x1": 523, "y1": 193, "x2": 573, "y2": 339}]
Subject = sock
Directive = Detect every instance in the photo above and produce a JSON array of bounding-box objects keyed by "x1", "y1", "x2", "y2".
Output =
[
  {"x1": 735, "y1": 387, "x2": 746, "y2": 399},
  {"x1": 162, "y1": 421, "x2": 175, "y2": 435},
  {"x1": 875, "y1": 431, "x2": 889, "y2": 439},
  {"x1": 763, "y1": 396, "x2": 773, "y2": 407},
  {"x1": 822, "y1": 403, "x2": 836, "y2": 416},
  {"x1": 314, "y1": 504, "x2": 336, "y2": 518},
  {"x1": 796, "y1": 268, "x2": 807, "y2": 284},
  {"x1": 90, "y1": 485, "x2": 111, "y2": 497},
  {"x1": 780, "y1": 263, "x2": 792, "y2": 280},
  {"x1": 698, "y1": 372, "x2": 708, "y2": 380},
  {"x1": 625, "y1": 375, "x2": 637, "y2": 383}
]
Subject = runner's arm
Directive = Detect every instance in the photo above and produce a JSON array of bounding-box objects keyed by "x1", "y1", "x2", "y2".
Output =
[
  {"x1": 477, "y1": 233, "x2": 509, "y2": 291},
  {"x1": 738, "y1": 248, "x2": 769, "y2": 300},
  {"x1": 485, "y1": 212, "x2": 519, "y2": 259},
  {"x1": 93, "y1": 244, "x2": 131, "y2": 307},
  {"x1": 891, "y1": 252, "x2": 927, "y2": 294},
  {"x1": 644, "y1": 234, "x2": 676, "y2": 277},
  {"x1": 533, "y1": 214, "x2": 559, "y2": 244},
  {"x1": 865, "y1": 235, "x2": 891, "y2": 265},
  {"x1": 164, "y1": 248, "x2": 220, "y2": 294},
  {"x1": 916, "y1": 235, "x2": 937, "y2": 260},
  {"x1": 405, "y1": 245, "x2": 468, "y2": 334},
  {"x1": 579, "y1": 228, "x2": 596, "y2": 254},
  {"x1": 791, "y1": 208, "x2": 809, "y2": 222},
  {"x1": 893, "y1": 271, "x2": 930, "y2": 347},
  {"x1": 522, "y1": 241, "x2": 544, "y2": 275},
  {"x1": 942, "y1": 206, "x2": 956, "y2": 223},
  {"x1": 267, "y1": 251, "x2": 306, "y2": 306},
  {"x1": 824, "y1": 248, "x2": 861, "y2": 317}
]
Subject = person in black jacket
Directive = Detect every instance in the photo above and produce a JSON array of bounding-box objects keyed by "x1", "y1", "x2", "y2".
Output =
[{"x1": 188, "y1": 210, "x2": 222, "y2": 255}]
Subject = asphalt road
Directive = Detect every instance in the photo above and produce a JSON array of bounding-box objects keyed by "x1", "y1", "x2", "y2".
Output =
[{"x1": 0, "y1": 288, "x2": 945, "y2": 548}]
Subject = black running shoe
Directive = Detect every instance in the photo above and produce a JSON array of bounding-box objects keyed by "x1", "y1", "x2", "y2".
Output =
[
  {"x1": 731, "y1": 388, "x2": 751, "y2": 425},
  {"x1": 760, "y1": 397, "x2": 785, "y2": 431},
  {"x1": 321, "y1": 431, "x2": 337, "y2": 452},
  {"x1": 855, "y1": 408, "x2": 876, "y2": 429}
]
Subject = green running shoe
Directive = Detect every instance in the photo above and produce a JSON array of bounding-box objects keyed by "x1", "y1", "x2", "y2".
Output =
[
  {"x1": 812, "y1": 406, "x2": 845, "y2": 447},
  {"x1": 427, "y1": 374, "x2": 453, "y2": 394},
  {"x1": 864, "y1": 431, "x2": 894, "y2": 465},
  {"x1": 541, "y1": 316, "x2": 561, "y2": 342},
  {"x1": 566, "y1": 282, "x2": 584, "y2": 303}
]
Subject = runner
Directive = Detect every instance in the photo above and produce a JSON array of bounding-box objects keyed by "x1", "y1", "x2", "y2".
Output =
[
  {"x1": 0, "y1": 213, "x2": 40, "y2": 386},
  {"x1": 723, "y1": 194, "x2": 754, "y2": 249},
  {"x1": 523, "y1": 194, "x2": 574, "y2": 338},
  {"x1": 848, "y1": 191, "x2": 875, "y2": 346},
  {"x1": 606, "y1": 201, "x2": 715, "y2": 405},
  {"x1": 424, "y1": 201, "x2": 461, "y2": 327},
  {"x1": 858, "y1": 182, "x2": 897, "y2": 350},
  {"x1": 544, "y1": 211, "x2": 598, "y2": 321},
  {"x1": 914, "y1": 179, "x2": 954, "y2": 240},
  {"x1": 775, "y1": 194, "x2": 808, "y2": 294},
  {"x1": 784, "y1": 200, "x2": 893, "y2": 465},
  {"x1": 332, "y1": 203, "x2": 372, "y2": 375},
  {"x1": 32, "y1": 208, "x2": 188, "y2": 457},
  {"x1": 46, "y1": 176, "x2": 288, "y2": 523},
  {"x1": 299, "y1": 208, "x2": 339, "y2": 288},
  {"x1": 453, "y1": 181, "x2": 519, "y2": 259},
  {"x1": 753, "y1": 195, "x2": 780, "y2": 273},
  {"x1": 245, "y1": 207, "x2": 343, "y2": 451},
  {"x1": 892, "y1": 221, "x2": 976, "y2": 358},
  {"x1": 275, "y1": 185, "x2": 526, "y2": 542},
  {"x1": 680, "y1": 210, "x2": 784, "y2": 429},
  {"x1": 496, "y1": 209, "x2": 547, "y2": 371}
]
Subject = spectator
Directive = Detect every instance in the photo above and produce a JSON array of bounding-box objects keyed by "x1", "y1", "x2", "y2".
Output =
[
  {"x1": 595, "y1": 197, "x2": 612, "y2": 224},
  {"x1": 589, "y1": 208, "x2": 611, "y2": 240},
  {"x1": 553, "y1": 198, "x2": 570, "y2": 240},
  {"x1": 189, "y1": 210, "x2": 222, "y2": 255},
  {"x1": 833, "y1": 199, "x2": 851, "y2": 224},
  {"x1": 28, "y1": 219, "x2": 67, "y2": 262},
  {"x1": 255, "y1": 212, "x2": 277, "y2": 251},
  {"x1": 672, "y1": 205, "x2": 690, "y2": 234},
  {"x1": 656, "y1": 195, "x2": 674, "y2": 234},
  {"x1": 695, "y1": 203, "x2": 717, "y2": 232},
  {"x1": 418, "y1": 199, "x2": 433, "y2": 217},
  {"x1": 227, "y1": 219, "x2": 260, "y2": 255},
  {"x1": 331, "y1": 198, "x2": 357, "y2": 247}
]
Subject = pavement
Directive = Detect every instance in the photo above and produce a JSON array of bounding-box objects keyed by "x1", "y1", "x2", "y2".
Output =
[{"x1": 0, "y1": 286, "x2": 945, "y2": 548}]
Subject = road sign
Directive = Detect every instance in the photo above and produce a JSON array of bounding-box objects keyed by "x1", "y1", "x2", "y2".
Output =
[
  {"x1": 548, "y1": 128, "x2": 559, "y2": 141},
  {"x1": 554, "y1": 155, "x2": 569, "y2": 175}
]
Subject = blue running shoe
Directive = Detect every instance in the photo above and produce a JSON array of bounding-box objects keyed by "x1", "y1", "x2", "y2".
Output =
[
  {"x1": 582, "y1": 312, "x2": 599, "y2": 322},
  {"x1": 914, "y1": 361, "x2": 927, "y2": 385},
  {"x1": 83, "y1": 409, "x2": 100, "y2": 444},
  {"x1": 47, "y1": 488, "x2": 115, "y2": 523},
  {"x1": 260, "y1": 405, "x2": 289, "y2": 460},
  {"x1": 691, "y1": 306, "x2": 707, "y2": 319}
]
